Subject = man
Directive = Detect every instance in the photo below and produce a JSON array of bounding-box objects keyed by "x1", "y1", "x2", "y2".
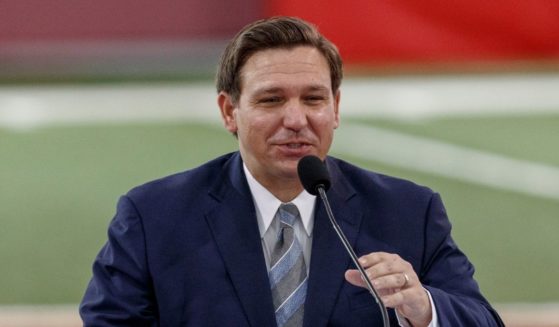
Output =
[{"x1": 80, "y1": 17, "x2": 504, "y2": 326}]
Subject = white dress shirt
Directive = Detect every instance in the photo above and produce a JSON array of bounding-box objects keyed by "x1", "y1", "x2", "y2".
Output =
[
  {"x1": 242, "y1": 164, "x2": 438, "y2": 327},
  {"x1": 243, "y1": 164, "x2": 315, "y2": 271}
]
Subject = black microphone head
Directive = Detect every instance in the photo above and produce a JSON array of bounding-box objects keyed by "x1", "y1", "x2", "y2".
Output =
[{"x1": 297, "y1": 155, "x2": 331, "y2": 195}]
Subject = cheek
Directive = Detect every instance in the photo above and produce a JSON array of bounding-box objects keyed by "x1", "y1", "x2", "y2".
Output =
[
  {"x1": 237, "y1": 115, "x2": 272, "y2": 148},
  {"x1": 242, "y1": 112, "x2": 280, "y2": 135},
  {"x1": 311, "y1": 111, "x2": 338, "y2": 130}
]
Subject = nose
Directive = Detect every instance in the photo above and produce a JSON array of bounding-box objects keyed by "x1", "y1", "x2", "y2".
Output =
[{"x1": 283, "y1": 102, "x2": 308, "y2": 131}]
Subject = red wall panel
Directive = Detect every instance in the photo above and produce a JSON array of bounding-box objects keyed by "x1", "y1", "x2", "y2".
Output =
[
  {"x1": 0, "y1": 0, "x2": 261, "y2": 41},
  {"x1": 2, "y1": 0, "x2": 558, "y2": 77},
  {"x1": 266, "y1": 1, "x2": 559, "y2": 64}
]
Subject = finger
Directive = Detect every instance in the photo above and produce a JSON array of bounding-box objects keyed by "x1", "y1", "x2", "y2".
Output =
[
  {"x1": 365, "y1": 259, "x2": 409, "y2": 281},
  {"x1": 368, "y1": 260, "x2": 414, "y2": 283},
  {"x1": 357, "y1": 252, "x2": 393, "y2": 268},
  {"x1": 345, "y1": 270, "x2": 397, "y2": 297},
  {"x1": 388, "y1": 288, "x2": 432, "y2": 324},
  {"x1": 377, "y1": 288, "x2": 394, "y2": 297},
  {"x1": 381, "y1": 287, "x2": 428, "y2": 311},
  {"x1": 372, "y1": 272, "x2": 410, "y2": 291},
  {"x1": 344, "y1": 269, "x2": 367, "y2": 288},
  {"x1": 381, "y1": 287, "x2": 421, "y2": 308}
]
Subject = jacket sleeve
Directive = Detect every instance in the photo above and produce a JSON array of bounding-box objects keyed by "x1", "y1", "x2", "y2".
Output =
[
  {"x1": 420, "y1": 193, "x2": 504, "y2": 326},
  {"x1": 79, "y1": 195, "x2": 158, "y2": 327}
]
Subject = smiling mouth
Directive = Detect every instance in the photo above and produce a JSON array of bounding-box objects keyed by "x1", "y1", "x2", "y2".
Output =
[
  {"x1": 276, "y1": 143, "x2": 313, "y2": 156},
  {"x1": 286, "y1": 143, "x2": 306, "y2": 149}
]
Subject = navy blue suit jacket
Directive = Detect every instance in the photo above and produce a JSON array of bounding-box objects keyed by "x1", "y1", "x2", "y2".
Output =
[{"x1": 80, "y1": 152, "x2": 503, "y2": 326}]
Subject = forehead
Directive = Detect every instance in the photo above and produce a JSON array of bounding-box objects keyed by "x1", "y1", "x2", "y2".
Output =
[{"x1": 239, "y1": 46, "x2": 331, "y2": 93}]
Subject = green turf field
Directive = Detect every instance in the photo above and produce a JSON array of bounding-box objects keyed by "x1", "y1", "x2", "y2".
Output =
[
  {"x1": 1, "y1": 114, "x2": 558, "y2": 305},
  {"x1": 340, "y1": 115, "x2": 559, "y2": 303}
]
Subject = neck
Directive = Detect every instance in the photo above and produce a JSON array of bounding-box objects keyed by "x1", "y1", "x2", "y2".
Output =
[
  {"x1": 241, "y1": 160, "x2": 304, "y2": 202},
  {"x1": 263, "y1": 179, "x2": 303, "y2": 203}
]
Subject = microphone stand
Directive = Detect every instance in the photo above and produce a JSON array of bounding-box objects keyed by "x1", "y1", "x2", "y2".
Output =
[{"x1": 318, "y1": 187, "x2": 390, "y2": 327}]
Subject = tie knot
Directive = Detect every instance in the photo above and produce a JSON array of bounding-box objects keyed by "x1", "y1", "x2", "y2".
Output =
[{"x1": 278, "y1": 203, "x2": 300, "y2": 226}]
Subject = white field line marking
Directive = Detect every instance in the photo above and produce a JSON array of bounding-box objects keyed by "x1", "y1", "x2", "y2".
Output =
[
  {"x1": 0, "y1": 304, "x2": 81, "y2": 327},
  {"x1": 333, "y1": 122, "x2": 559, "y2": 201},
  {"x1": 341, "y1": 73, "x2": 559, "y2": 120},
  {"x1": 2, "y1": 73, "x2": 559, "y2": 130},
  {"x1": 1, "y1": 77, "x2": 559, "y2": 200},
  {"x1": 1, "y1": 303, "x2": 559, "y2": 327},
  {"x1": 0, "y1": 83, "x2": 220, "y2": 131}
]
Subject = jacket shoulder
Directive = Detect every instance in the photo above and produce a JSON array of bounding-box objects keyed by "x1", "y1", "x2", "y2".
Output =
[
  {"x1": 125, "y1": 152, "x2": 236, "y2": 205},
  {"x1": 327, "y1": 156, "x2": 436, "y2": 202}
]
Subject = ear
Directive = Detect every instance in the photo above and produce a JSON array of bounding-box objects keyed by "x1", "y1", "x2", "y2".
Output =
[
  {"x1": 333, "y1": 89, "x2": 341, "y2": 129},
  {"x1": 218, "y1": 91, "x2": 238, "y2": 133}
]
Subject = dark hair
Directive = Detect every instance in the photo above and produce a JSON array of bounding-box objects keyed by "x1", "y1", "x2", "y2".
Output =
[{"x1": 216, "y1": 16, "x2": 343, "y2": 104}]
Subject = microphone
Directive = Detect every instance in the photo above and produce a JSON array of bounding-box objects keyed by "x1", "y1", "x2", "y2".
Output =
[{"x1": 297, "y1": 155, "x2": 390, "y2": 327}]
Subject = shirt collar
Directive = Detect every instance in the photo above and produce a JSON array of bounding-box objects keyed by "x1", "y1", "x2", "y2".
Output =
[{"x1": 243, "y1": 163, "x2": 316, "y2": 238}]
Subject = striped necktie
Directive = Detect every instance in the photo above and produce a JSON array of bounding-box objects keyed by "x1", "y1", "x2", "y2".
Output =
[{"x1": 269, "y1": 203, "x2": 308, "y2": 327}]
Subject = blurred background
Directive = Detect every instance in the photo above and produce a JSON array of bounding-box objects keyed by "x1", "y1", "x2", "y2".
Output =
[{"x1": 1, "y1": 1, "x2": 558, "y2": 326}]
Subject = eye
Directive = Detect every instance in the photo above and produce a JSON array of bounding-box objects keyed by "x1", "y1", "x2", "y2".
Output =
[
  {"x1": 257, "y1": 96, "x2": 283, "y2": 105},
  {"x1": 304, "y1": 95, "x2": 327, "y2": 104}
]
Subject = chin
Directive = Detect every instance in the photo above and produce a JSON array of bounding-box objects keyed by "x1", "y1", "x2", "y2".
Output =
[{"x1": 274, "y1": 162, "x2": 299, "y2": 179}]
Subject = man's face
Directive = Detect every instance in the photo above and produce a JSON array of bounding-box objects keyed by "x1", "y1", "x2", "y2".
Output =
[{"x1": 219, "y1": 46, "x2": 340, "y2": 189}]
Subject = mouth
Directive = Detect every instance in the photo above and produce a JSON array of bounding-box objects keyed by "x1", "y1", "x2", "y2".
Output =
[
  {"x1": 276, "y1": 141, "x2": 313, "y2": 156},
  {"x1": 285, "y1": 143, "x2": 307, "y2": 149}
]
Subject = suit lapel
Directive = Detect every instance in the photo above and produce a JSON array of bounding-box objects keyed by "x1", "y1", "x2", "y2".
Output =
[
  {"x1": 205, "y1": 153, "x2": 277, "y2": 327},
  {"x1": 303, "y1": 158, "x2": 364, "y2": 326},
  {"x1": 204, "y1": 154, "x2": 377, "y2": 326}
]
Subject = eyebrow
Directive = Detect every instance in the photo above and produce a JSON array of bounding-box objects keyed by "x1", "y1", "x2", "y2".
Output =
[
  {"x1": 253, "y1": 87, "x2": 283, "y2": 95},
  {"x1": 305, "y1": 85, "x2": 330, "y2": 92},
  {"x1": 253, "y1": 84, "x2": 330, "y2": 95}
]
